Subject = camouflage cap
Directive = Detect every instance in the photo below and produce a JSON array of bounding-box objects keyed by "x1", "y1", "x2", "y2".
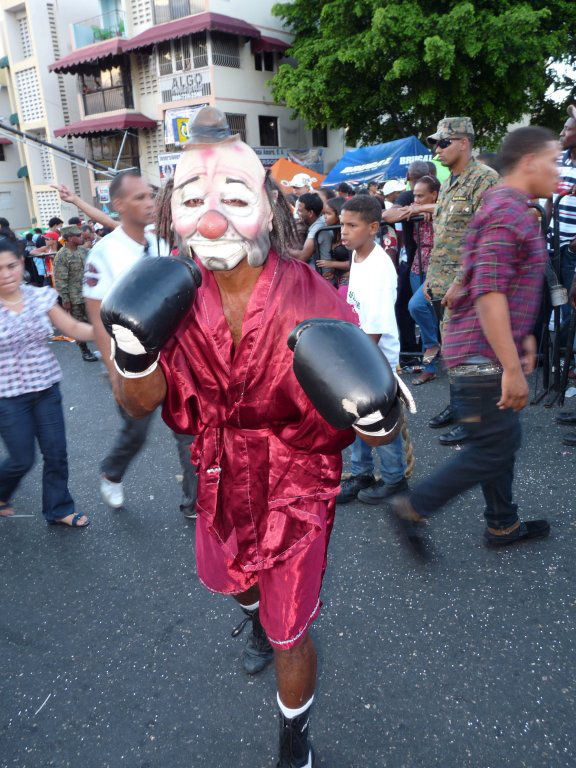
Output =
[
  {"x1": 60, "y1": 224, "x2": 82, "y2": 238},
  {"x1": 427, "y1": 117, "x2": 475, "y2": 144}
]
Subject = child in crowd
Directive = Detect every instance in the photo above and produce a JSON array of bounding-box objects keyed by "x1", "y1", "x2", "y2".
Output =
[
  {"x1": 336, "y1": 195, "x2": 410, "y2": 505},
  {"x1": 316, "y1": 196, "x2": 351, "y2": 294}
]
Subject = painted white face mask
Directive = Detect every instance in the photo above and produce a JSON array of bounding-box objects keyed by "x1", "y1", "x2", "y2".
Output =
[
  {"x1": 171, "y1": 138, "x2": 273, "y2": 272},
  {"x1": 191, "y1": 238, "x2": 247, "y2": 272}
]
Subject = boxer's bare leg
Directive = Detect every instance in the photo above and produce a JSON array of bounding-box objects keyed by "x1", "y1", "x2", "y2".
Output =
[
  {"x1": 234, "y1": 584, "x2": 260, "y2": 607},
  {"x1": 275, "y1": 632, "x2": 316, "y2": 707}
]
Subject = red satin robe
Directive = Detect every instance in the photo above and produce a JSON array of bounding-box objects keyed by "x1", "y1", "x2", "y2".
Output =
[{"x1": 159, "y1": 250, "x2": 357, "y2": 576}]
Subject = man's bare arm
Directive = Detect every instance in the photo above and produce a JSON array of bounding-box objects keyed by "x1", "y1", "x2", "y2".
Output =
[
  {"x1": 52, "y1": 184, "x2": 118, "y2": 230},
  {"x1": 289, "y1": 238, "x2": 315, "y2": 262},
  {"x1": 381, "y1": 206, "x2": 411, "y2": 224},
  {"x1": 120, "y1": 369, "x2": 167, "y2": 417},
  {"x1": 475, "y1": 292, "x2": 528, "y2": 411}
]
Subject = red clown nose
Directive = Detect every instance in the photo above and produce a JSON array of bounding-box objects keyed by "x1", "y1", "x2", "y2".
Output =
[{"x1": 197, "y1": 210, "x2": 229, "y2": 239}]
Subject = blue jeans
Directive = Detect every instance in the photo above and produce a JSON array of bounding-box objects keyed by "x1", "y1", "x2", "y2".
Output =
[
  {"x1": 0, "y1": 383, "x2": 75, "y2": 522},
  {"x1": 408, "y1": 272, "x2": 440, "y2": 374},
  {"x1": 410, "y1": 374, "x2": 522, "y2": 530},
  {"x1": 350, "y1": 433, "x2": 406, "y2": 485}
]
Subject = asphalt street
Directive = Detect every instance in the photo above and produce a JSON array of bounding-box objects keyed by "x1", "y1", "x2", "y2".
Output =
[{"x1": 1, "y1": 341, "x2": 575, "y2": 768}]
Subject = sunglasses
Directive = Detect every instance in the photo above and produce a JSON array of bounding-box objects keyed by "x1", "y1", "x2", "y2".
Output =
[{"x1": 435, "y1": 137, "x2": 465, "y2": 149}]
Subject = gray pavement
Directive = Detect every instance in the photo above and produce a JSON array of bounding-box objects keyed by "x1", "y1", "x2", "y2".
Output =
[{"x1": 1, "y1": 341, "x2": 575, "y2": 768}]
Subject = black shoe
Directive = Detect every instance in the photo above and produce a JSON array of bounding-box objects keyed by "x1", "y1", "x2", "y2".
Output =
[
  {"x1": 484, "y1": 519, "x2": 550, "y2": 547},
  {"x1": 357, "y1": 478, "x2": 409, "y2": 505},
  {"x1": 387, "y1": 495, "x2": 432, "y2": 561},
  {"x1": 277, "y1": 708, "x2": 314, "y2": 768},
  {"x1": 180, "y1": 502, "x2": 196, "y2": 519},
  {"x1": 80, "y1": 345, "x2": 98, "y2": 362},
  {"x1": 556, "y1": 410, "x2": 576, "y2": 426},
  {"x1": 428, "y1": 405, "x2": 454, "y2": 429},
  {"x1": 336, "y1": 474, "x2": 376, "y2": 504},
  {"x1": 562, "y1": 433, "x2": 576, "y2": 446},
  {"x1": 438, "y1": 424, "x2": 468, "y2": 445},
  {"x1": 231, "y1": 608, "x2": 274, "y2": 675}
]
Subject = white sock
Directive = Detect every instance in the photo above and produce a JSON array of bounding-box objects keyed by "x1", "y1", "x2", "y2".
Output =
[
  {"x1": 241, "y1": 600, "x2": 259, "y2": 612},
  {"x1": 277, "y1": 692, "x2": 314, "y2": 719}
]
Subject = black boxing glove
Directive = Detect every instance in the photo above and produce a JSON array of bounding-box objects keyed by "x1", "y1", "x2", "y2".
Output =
[
  {"x1": 288, "y1": 319, "x2": 416, "y2": 435},
  {"x1": 101, "y1": 255, "x2": 202, "y2": 378}
]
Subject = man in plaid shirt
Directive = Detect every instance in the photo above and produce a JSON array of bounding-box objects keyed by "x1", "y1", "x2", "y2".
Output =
[{"x1": 389, "y1": 126, "x2": 559, "y2": 556}]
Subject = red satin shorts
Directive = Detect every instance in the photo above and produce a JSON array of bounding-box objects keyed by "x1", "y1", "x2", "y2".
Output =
[{"x1": 195, "y1": 499, "x2": 335, "y2": 650}]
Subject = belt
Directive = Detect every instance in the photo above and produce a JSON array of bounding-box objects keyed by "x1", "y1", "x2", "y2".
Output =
[{"x1": 449, "y1": 355, "x2": 503, "y2": 378}]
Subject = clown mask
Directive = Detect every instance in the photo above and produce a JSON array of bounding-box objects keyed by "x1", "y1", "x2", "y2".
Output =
[{"x1": 171, "y1": 140, "x2": 273, "y2": 271}]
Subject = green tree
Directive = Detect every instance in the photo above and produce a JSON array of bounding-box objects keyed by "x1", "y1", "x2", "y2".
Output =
[{"x1": 271, "y1": 0, "x2": 576, "y2": 146}]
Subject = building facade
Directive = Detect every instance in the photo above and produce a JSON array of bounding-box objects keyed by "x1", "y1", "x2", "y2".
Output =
[
  {"x1": 0, "y1": 0, "x2": 98, "y2": 228},
  {"x1": 47, "y1": 0, "x2": 345, "y2": 203}
]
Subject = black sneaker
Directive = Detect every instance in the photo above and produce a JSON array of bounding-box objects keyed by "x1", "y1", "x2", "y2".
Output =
[
  {"x1": 428, "y1": 404, "x2": 454, "y2": 429},
  {"x1": 180, "y1": 502, "x2": 196, "y2": 519},
  {"x1": 80, "y1": 347, "x2": 98, "y2": 362},
  {"x1": 277, "y1": 707, "x2": 314, "y2": 768},
  {"x1": 336, "y1": 474, "x2": 376, "y2": 504},
  {"x1": 556, "y1": 411, "x2": 576, "y2": 426},
  {"x1": 357, "y1": 478, "x2": 409, "y2": 505},
  {"x1": 231, "y1": 608, "x2": 274, "y2": 675},
  {"x1": 438, "y1": 424, "x2": 468, "y2": 445},
  {"x1": 484, "y1": 519, "x2": 550, "y2": 547}
]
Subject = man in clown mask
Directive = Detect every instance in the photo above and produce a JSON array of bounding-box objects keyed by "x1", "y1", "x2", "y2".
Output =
[{"x1": 100, "y1": 108, "x2": 407, "y2": 767}]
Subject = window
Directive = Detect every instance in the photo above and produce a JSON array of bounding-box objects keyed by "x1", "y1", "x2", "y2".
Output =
[
  {"x1": 153, "y1": 0, "x2": 203, "y2": 24},
  {"x1": 259, "y1": 116, "x2": 278, "y2": 147},
  {"x1": 81, "y1": 64, "x2": 133, "y2": 115},
  {"x1": 254, "y1": 51, "x2": 275, "y2": 72},
  {"x1": 211, "y1": 32, "x2": 240, "y2": 68},
  {"x1": 157, "y1": 33, "x2": 208, "y2": 76},
  {"x1": 88, "y1": 134, "x2": 140, "y2": 180},
  {"x1": 225, "y1": 113, "x2": 247, "y2": 143},
  {"x1": 312, "y1": 126, "x2": 328, "y2": 147},
  {"x1": 0, "y1": 146, "x2": 5, "y2": 162}
]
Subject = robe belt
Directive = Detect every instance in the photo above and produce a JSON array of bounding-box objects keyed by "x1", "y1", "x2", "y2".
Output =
[{"x1": 190, "y1": 423, "x2": 274, "y2": 472}]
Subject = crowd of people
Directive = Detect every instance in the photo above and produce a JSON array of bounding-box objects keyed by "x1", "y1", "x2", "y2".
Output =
[{"x1": 1, "y1": 103, "x2": 576, "y2": 766}]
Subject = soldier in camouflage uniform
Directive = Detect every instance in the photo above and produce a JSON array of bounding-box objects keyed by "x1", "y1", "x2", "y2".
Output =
[
  {"x1": 53, "y1": 225, "x2": 98, "y2": 362},
  {"x1": 423, "y1": 117, "x2": 498, "y2": 444}
]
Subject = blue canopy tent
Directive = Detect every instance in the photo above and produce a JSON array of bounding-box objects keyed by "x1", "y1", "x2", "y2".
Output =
[{"x1": 323, "y1": 136, "x2": 435, "y2": 187}]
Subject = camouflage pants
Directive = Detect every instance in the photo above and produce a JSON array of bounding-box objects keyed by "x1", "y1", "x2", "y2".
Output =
[
  {"x1": 69, "y1": 303, "x2": 88, "y2": 323},
  {"x1": 70, "y1": 304, "x2": 89, "y2": 348}
]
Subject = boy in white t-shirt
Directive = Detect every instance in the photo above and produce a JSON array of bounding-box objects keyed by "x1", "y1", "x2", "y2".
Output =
[{"x1": 337, "y1": 195, "x2": 409, "y2": 504}]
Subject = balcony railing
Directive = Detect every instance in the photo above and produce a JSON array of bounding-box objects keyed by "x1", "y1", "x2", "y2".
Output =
[
  {"x1": 73, "y1": 10, "x2": 126, "y2": 48},
  {"x1": 83, "y1": 86, "x2": 130, "y2": 115},
  {"x1": 153, "y1": 0, "x2": 205, "y2": 25}
]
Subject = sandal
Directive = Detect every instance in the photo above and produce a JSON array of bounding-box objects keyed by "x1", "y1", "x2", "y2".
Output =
[
  {"x1": 49, "y1": 513, "x2": 90, "y2": 528},
  {"x1": 0, "y1": 501, "x2": 14, "y2": 517},
  {"x1": 422, "y1": 346, "x2": 441, "y2": 365},
  {"x1": 412, "y1": 372, "x2": 437, "y2": 386}
]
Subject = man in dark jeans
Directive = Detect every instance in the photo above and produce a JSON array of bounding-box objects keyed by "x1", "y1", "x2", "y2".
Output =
[{"x1": 388, "y1": 126, "x2": 558, "y2": 556}]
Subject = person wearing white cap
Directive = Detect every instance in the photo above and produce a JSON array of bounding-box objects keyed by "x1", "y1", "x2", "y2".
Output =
[
  {"x1": 281, "y1": 173, "x2": 316, "y2": 196},
  {"x1": 382, "y1": 179, "x2": 406, "y2": 208}
]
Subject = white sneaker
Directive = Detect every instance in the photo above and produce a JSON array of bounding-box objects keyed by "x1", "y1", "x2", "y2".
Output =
[{"x1": 100, "y1": 475, "x2": 124, "y2": 509}]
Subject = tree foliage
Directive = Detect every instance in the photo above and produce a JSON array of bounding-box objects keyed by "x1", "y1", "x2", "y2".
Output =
[{"x1": 270, "y1": 0, "x2": 576, "y2": 146}]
